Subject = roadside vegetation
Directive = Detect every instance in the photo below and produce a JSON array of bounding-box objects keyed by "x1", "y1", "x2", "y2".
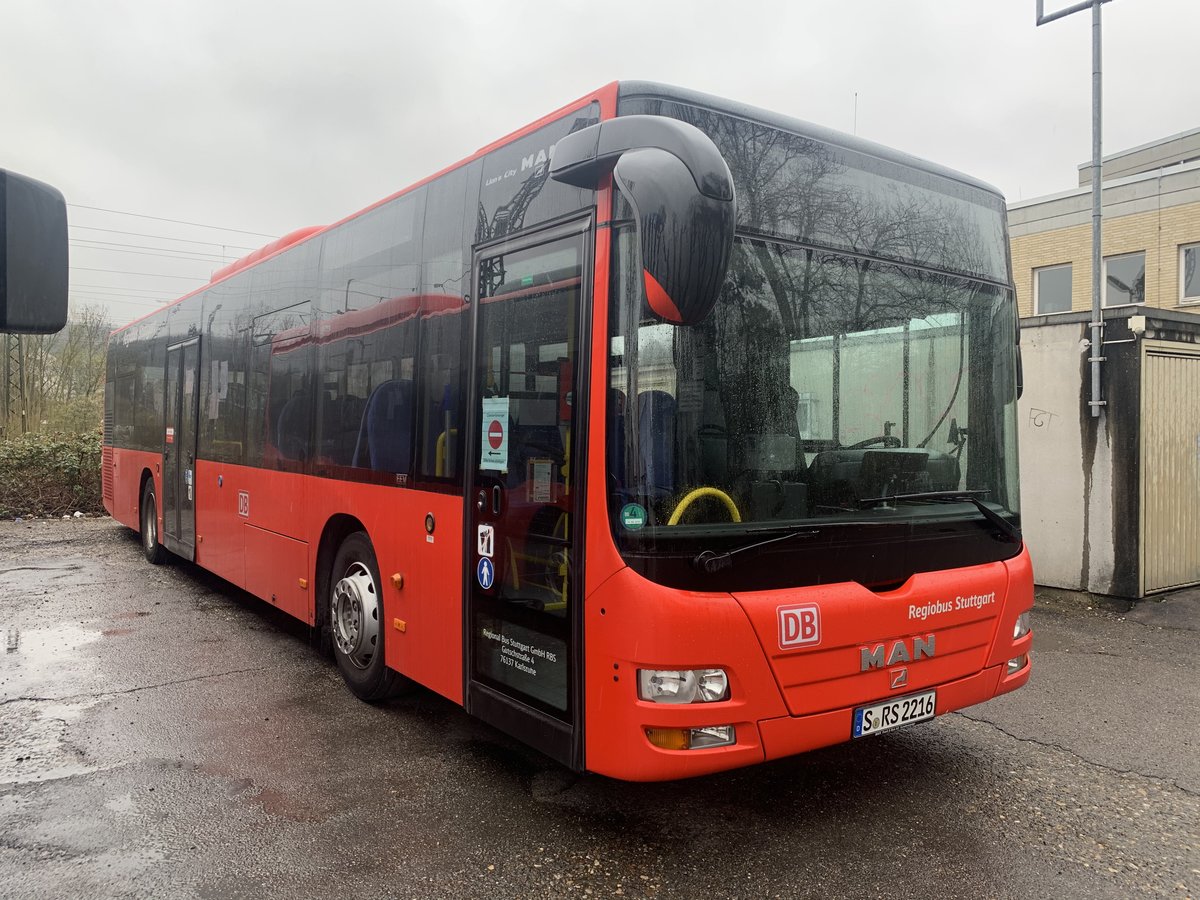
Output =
[{"x1": 1, "y1": 305, "x2": 110, "y2": 518}]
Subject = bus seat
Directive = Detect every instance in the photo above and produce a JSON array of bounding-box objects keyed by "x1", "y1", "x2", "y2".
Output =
[
  {"x1": 276, "y1": 391, "x2": 311, "y2": 461},
  {"x1": 638, "y1": 390, "x2": 676, "y2": 497},
  {"x1": 353, "y1": 379, "x2": 413, "y2": 472}
]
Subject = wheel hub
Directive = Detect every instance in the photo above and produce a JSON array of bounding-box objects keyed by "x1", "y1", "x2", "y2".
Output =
[{"x1": 331, "y1": 562, "x2": 379, "y2": 670}]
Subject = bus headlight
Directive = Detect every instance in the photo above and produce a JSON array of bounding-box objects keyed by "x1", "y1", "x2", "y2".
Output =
[
  {"x1": 1013, "y1": 612, "x2": 1031, "y2": 640},
  {"x1": 638, "y1": 668, "x2": 729, "y2": 703}
]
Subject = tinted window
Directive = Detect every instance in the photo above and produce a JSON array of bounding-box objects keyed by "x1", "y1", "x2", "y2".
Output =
[
  {"x1": 247, "y1": 303, "x2": 313, "y2": 469},
  {"x1": 415, "y1": 162, "x2": 479, "y2": 484},
  {"x1": 312, "y1": 189, "x2": 426, "y2": 481},
  {"x1": 319, "y1": 191, "x2": 424, "y2": 317},
  {"x1": 618, "y1": 96, "x2": 1009, "y2": 284},
  {"x1": 477, "y1": 103, "x2": 599, "y2": 244}
]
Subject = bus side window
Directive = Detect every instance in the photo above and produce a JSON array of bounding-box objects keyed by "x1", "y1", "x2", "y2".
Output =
[{"x1": 417, "y1": 312, "x2": 462, "y2": 480}]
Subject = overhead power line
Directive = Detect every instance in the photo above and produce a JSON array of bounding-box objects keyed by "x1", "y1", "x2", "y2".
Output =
[
  {"x1": 71, "y1": 296, "x2": 171, "y2": 310},
  {"x1": 68, "y1": 223, "x2": 258, "y2": 252},
  {"x1": 69, "y1": 288, "x2": 174, "y2": 301},
  {"x1": 71, "y1": 282, "x2": 180, "y2": 296},
  {"x1": 70, "y1": 266, "x2": 208, "y2": 281},
  {"x1": 67, "y1": 203, "x2": 279, "y2": 239},
  {"x1": 70, "y1": 240, "x2": 232, "y2": 264}
]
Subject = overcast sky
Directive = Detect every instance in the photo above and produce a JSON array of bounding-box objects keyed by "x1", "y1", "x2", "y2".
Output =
[{"x1": 3, "y1": 0, "x2": 1198, "y2": 327}]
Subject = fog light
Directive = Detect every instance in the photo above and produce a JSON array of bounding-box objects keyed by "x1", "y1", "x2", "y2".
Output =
[
  {"x1": 638, "y1": 668, "x2": 729, "y2": 704},
  {"x1": 1013, "y1": 612, "x2": 1031, "y2": 640},
  {"x1": 688, "y1": 725, "x2": 735, "y2": 749},
  {"x1": 1007, "y1": 653, "x2": 1028, "y2": 675}
]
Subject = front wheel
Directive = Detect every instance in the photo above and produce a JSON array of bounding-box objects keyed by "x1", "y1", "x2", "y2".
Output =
[
  {"x1": 140, "y1": 479, "x2": 166, "y2": 565},
  {"x1": 329, "y1": 532, "x2": 407, "y2": 702}
]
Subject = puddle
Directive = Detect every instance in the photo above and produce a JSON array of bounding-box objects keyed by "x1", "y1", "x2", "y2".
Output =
[
  {"x1": 0, "y1": 698, "x2": 98, "y2": 786},
  {"x1": 1, "y1": 623, "x2": 102, "y2": 703}
]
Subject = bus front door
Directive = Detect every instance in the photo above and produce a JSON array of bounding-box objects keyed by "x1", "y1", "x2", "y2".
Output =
[
  {"x1": 162, "y1": 338, "x2": 200, "y2": 560},
  {"x1": 465, "y1": 218, "x2": 591, "y2": 770}
]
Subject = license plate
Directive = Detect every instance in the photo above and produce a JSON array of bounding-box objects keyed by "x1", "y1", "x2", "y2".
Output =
[{"x1": 852, "y1": 690, "x2": 936, "y2": 738}]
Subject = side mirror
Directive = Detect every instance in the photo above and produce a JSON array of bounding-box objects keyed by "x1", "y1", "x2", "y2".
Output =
[
  {"x1": 1, "y1": 169, "x2": 68, "y2": 334},
  {"x1": 551, "y1": 115, "x2": 735, "y2": 325}
]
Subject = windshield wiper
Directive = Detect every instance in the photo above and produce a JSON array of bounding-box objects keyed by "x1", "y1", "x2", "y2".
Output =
[
  {"x1": 693, "y1": 526, "x2": 823, "y2": 575},
  {"x1": 856, "y1": 490, "x2": 1021, "y2": 543}
]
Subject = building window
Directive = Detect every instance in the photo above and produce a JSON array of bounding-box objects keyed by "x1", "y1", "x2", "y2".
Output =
[
  {"x1": 1181, "y1": 244, "x2": 1200, "y2": 304},
  {"x1": 1034, "y1": 264, "x2": 1072, "y2": 314},
  {"x1": 1103, "y1": 252, "x2": 1146, "y2": 307}
]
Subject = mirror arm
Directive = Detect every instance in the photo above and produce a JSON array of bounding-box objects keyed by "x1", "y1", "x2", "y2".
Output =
[{"x1": 550, "y1": 115, "x2": 733, "y2": 200}]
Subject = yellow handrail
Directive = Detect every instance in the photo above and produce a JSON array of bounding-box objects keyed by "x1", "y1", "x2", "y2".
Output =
[
  {"x1": 435, "y1": 428, "x2": 458, "y2": 477},
  {"x1": 667, "y1": 487, "x2": 742, "y2": 526}
]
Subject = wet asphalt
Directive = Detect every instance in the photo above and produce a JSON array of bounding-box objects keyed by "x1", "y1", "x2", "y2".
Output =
[{"x1": 0, "y1": 518, "x2": 1196, "y2": 900}]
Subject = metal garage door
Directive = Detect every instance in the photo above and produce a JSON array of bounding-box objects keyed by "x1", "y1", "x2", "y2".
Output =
[{"x1": 1141, "y1": 341, "x2": 1200, "y2": 594}]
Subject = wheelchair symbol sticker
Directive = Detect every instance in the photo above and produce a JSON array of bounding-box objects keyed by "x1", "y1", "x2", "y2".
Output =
[{"x1": 476, "y1": 557, "x2": 495, "y2": 590}]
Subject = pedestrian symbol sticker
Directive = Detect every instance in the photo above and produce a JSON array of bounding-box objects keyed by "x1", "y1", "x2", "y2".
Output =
[{"x1": 477, "y1": 557, "x2": 495, "y2": 590}]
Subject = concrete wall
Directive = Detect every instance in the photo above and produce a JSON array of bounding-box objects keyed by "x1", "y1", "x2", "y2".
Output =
[
  {"x1": 1017, "y1": 312, "x2": 1149, "y2": 596},
  {"x1": 1019, "y1": 320, "x2": 1107, "y2": 591}
]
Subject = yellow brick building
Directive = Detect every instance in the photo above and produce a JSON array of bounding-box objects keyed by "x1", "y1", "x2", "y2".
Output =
[{"x1": 1009, "y1": 128, "x2": 1200, "y2": 319}]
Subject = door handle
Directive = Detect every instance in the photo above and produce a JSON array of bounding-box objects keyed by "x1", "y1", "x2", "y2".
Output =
[{"x1": 492, "y1": 485, "x2": 502, "y2": 515}]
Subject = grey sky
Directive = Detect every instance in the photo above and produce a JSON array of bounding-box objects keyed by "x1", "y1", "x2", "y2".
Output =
[{"x1": 2, "y1": 0, "x2": 1197, "y2": 326}]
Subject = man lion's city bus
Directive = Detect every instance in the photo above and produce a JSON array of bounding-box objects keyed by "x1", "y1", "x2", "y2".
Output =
[{"x1": 103, "y1": 82, "x2": 1031, "y2": 781}]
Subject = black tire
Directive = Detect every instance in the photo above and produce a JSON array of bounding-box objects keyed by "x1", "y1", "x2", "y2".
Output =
[
  {"x1": 329, "y1": 531, "x2": 407, "y2": 702},
  {"x1": 140, "y1": 479, "x2": 166, "y2": 565}
]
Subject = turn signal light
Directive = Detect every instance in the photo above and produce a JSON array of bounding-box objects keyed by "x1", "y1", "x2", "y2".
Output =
[{"x1": 645, "y1": 728, "x2": 689, "y2": 751}]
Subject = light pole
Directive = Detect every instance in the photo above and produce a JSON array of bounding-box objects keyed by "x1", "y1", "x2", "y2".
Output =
[{"x1": 1037, "y1": 0, "x2": 1114, "y2": 418}]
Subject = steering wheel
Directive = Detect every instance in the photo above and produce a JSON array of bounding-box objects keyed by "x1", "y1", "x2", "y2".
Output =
[
  {"x1": 846, "y1": 435, "x2": 903, "y2": 450},
  {"x1": 667, "y1": 487, "x2": 743, "y2": 526}
]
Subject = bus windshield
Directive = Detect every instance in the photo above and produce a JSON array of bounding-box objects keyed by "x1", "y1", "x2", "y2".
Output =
[{"x1": 606, "y1": 115, "x2": 1020, "y2": 588}]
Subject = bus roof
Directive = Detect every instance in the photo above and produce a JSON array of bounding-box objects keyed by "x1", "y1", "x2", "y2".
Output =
[
  {"x1": 616, "y1": 80, "x2": 1006, "y2": 201},
  {"x1": 111, "y1": 80, "x2": 1003, "y2": 337}
]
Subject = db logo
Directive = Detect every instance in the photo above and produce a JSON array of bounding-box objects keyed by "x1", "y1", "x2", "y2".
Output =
[{"x1": 778, "y1": 604, "x2": 821, "y2": 649}]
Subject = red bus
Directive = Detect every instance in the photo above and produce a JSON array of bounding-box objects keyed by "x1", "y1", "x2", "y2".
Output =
[{"x1": 103, "y1": 82, "x2": 1032, "y2": 781}]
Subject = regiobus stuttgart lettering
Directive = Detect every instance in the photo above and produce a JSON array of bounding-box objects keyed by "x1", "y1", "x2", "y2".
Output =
[{"x1": 908, "y1": 592, "x2": 997, "y2": 621}]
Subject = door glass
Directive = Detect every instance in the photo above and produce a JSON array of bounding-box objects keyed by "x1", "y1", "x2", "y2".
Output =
[
  {"x1": 179, "y1": 341, "x2": 200, "y2": 550},
  {"x1": 163, "y1": 346, "x2": 181, "y2": 539},
  {"x1": 470, "y1": 234, "x2": 583, "y2": 717}
]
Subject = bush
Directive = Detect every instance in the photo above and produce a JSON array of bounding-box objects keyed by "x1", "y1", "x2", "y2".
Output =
[{"x1": 0, "y1": 431, "x2": 104, "y2": 518}]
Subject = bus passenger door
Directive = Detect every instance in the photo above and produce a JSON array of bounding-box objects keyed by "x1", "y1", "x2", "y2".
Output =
[
  {"x1": 464, "y1": 218, "x2": 591, "y2": 770},
  {"x1": 162, "y1": 338, "x2": 200, "y2": 560}
]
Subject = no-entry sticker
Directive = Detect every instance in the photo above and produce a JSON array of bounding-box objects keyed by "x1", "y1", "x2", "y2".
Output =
[{"x1": 479, "y1": 397, "x2": 509, "y2": 471}]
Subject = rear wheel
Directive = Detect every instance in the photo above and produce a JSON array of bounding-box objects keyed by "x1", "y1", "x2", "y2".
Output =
[
  {"x1": 330, "y1": 531, "x2": 406, "y2": 702},
  {"x1": 140, "y1": 479, "x2": 166, "y2": 565}
]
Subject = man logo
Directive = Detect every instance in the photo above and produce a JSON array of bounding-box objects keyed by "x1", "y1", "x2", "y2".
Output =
[
  {"x1": 890, "y1": 668, "x2": 909, "y2": 690},
  {"x1": 860, "y1": 635, "x2": 936, "y2": 671},
  {"x1": 778, "y1": 604, "x2": 821, "y2": 649}
]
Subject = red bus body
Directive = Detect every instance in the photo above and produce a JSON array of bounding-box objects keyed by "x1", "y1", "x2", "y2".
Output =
[{"x1": 104, "y1": 82, "x2": 1031, "y2": 781}]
